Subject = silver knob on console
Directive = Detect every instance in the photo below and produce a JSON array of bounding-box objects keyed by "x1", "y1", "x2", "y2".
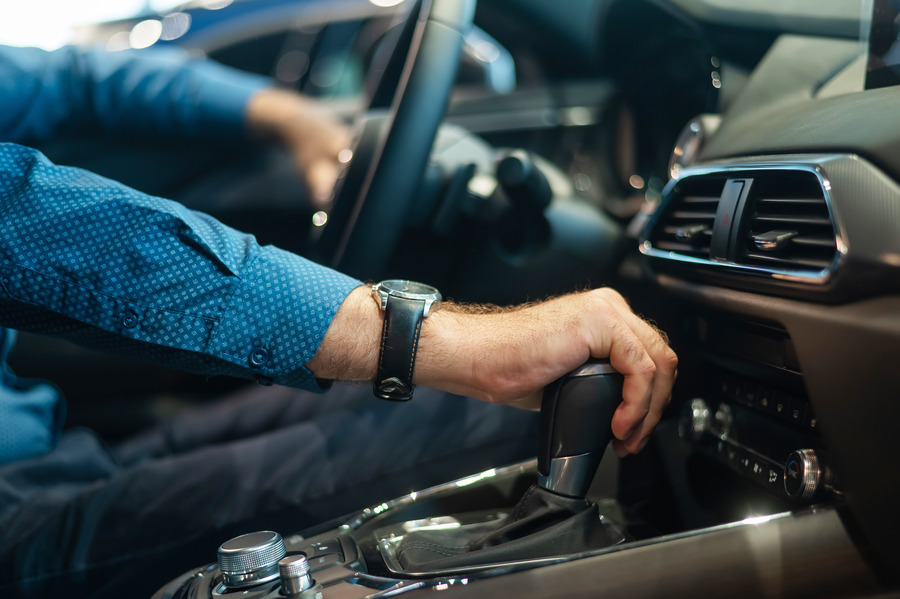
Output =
[
  {"x1": 217, "y1": 530, "x2": 286, "y2": 588},
  {"x1": 678, "y1": 398, "x2": 711, "y2": 441},
  {"x1": 279, "y1": 554, "x2": 314, "y2": 596},
  {"x1": 784, "y1": 449, "x2": 829, "y2": 501}
]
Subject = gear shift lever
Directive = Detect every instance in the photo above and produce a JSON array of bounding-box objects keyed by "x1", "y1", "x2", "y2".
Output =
[
  {"x1": 538, "y1": 359, "x2": 624, "y2": 498},
  {"x1": 394, "y1": 359, "x2": 624, "y2": 571}
]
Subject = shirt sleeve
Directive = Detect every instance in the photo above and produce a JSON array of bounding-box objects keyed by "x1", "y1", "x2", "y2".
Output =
[
  {"x1": 0, "y1": 44, "x2": 269, "y2": 143},
  {"x1": 0, "y1": 143, "x2": 361, "y2": 391}
]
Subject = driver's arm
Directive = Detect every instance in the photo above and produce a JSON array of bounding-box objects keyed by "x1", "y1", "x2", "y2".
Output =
[
  {"x1": 308, "y1": 286, "x2": 677, "y2": 456},
  {"x1": 0, "y1": 142, "x2": 674, "y2": 454},
  {"x1": 246, "y1": 88, "x2": 350, "y2": 207},
  {"x1": 0, "y1": 45, "x2": 349, "y2": 200},
  {"x1": 0, "y1": 143, "x2": 360, "y2": 391},
  {"x1": 0, "y1": 45, "x2": 266, "y2": 142}
]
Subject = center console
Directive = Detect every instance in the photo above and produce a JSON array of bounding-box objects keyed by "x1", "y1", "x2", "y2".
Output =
[{"x1": 151, "y1": 358, "x2": 879, "y2": 599}]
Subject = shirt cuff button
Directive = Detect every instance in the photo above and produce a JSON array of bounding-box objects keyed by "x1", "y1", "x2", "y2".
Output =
[
  {"x1": 121, "y1": 310, "x2": 140, "y2": 329},
  {"x1": 249, "y1": 347, "x2": 270, "y2": 367}
]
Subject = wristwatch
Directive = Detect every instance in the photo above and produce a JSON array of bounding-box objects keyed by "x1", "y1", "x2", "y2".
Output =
[{"x1": 372, "y1": 280, "x2": 442, "y2": 401}]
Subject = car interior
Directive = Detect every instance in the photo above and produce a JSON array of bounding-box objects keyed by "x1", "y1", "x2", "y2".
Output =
[{"x1": 11, "y1": 0, "x2": 900, "y2": 597}]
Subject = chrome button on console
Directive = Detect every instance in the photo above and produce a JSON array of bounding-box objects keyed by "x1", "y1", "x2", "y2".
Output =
[{"x1": 217, "y1": 530, "x2": 286, "y2": 589}]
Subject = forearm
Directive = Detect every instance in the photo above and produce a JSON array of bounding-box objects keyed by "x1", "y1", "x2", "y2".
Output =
[
  {"x1": 0, "y1": 143, "x2": 359, "y2": 390},
  {"x1": 0, "y1": 45, "x2": 267, "y2": 142},
  {"x1": 306, "y1": 285, "x2": 677, "y2": 454},
  {"x1": 308, "y1": 290, "x2": 593, "y2": 404}
]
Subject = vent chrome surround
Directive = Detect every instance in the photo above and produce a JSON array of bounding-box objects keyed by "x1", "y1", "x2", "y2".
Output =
[{"x1": 640, "y1": 157, "x2": 847, "y2": 285}]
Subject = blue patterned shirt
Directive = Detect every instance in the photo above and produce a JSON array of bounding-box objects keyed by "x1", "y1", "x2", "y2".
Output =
[{"x1": 0, "y1": 46, "x2": 361, "y2": 464}]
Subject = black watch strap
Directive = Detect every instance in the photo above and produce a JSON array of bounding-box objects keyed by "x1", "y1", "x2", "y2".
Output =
[{"x1": 374, "y1": 296, "x2": 426, "y2": 401}]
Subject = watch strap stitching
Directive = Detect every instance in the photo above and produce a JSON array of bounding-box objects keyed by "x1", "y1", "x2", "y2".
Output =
[
  {"x1": 408, "y1": 317, "x2": 422, "y2": 382},
  {"x1": 377, "y1": 306, "x2": 390, "y2": 382}
]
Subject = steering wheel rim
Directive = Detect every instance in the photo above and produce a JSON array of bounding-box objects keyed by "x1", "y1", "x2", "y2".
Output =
[{"x1": 316, "y1": 0, "x2": 476, "y2": 280}]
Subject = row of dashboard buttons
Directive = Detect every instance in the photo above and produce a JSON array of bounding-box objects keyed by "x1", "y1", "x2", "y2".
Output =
[
  {"x1": 718, "y1": 374, "x2": 817, "y2": 431},
  {"x1": 717, "y1": 440, "x2": 787, "y2": 499}
]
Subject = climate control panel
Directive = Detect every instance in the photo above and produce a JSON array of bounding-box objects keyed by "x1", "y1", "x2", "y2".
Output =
[{"x1": 678, "y1": 370, "x2": 834, "y2": 505}]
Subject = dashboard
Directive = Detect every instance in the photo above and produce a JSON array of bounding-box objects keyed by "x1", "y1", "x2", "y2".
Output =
[
  {"x1": 625, "y1": 0, "x2": 900, "y2": 586},
  {"x1": 15, "y1": 0, "x2": 900, "y2": 596},
  {"x1": 151, "y1": 0, "x2": 900, "y2": 595}
]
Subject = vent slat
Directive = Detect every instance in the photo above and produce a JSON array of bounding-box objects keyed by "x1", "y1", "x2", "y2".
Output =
[
  {"x1": 654, "y1": 241, "x2": 710, "y2": 254},
  {"x1": 758, "y1": 198, "x2": 825, "y2": 206},
  {"x1": 753, "y1": 215, "x2": 832, "y2": 226},
  {"x1": 739, "y1": 171, "x2": 836, "y2": 274},
  {"x1": 680, "y1": 195, "x2": 722, "y2": 204},
  {"x1": 792, "y1": 235, "x2": 836, "y2": 248},
  {"x1": 742, "y1": 252, "x2": 833, "y2": 270},
  {"x1": 672, "y1": 211, "x2": 717, "y2": 220},
  {"x1": 662, "y1": 226, "x2": 713, "y2": 236},
  {"x1": 647, "y1": 178, "x2": 723, "y2": 261}
]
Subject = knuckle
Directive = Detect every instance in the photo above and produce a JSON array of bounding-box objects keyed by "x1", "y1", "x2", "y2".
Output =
[
  {"x1": 596, "y1": 287, "x2": 625, "y2": 305},
  {"x1": 661, "y1": 348, "x2": 678, "y2": 372},
  {"x1": 637, "y1": 400, "x2": 651, "y2": 418},
  {"x1": 585, "y1": 289, "x2": 612, "y2": 313}
]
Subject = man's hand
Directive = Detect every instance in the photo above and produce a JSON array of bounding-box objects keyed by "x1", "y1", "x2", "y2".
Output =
[
  {"x1": 307, "y1": 286, "x2": 677, "y2": 456},
  {"x1": 245, "y1": 88, "x2": 352, "y2": 208}
]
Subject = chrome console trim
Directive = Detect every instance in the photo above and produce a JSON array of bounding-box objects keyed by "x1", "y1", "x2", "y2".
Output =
[
  {"x1": 341, "y1": 459, "x2": 840, "y2": 599},
  {"x1": 567, "y1": 361, "x2": 619, "y2": 378},
  {"x1": 640, "y1": 154, "x2": 851, "y2": 285},
  {"x1": 537, "y1": 453, "x2": 598, "y2": 497},
  {"x1": 342, "y1": 460, "x2": 537, "y2": 531},
  {"x1": 375, "y1": 513, "x2": 627, "y2": 579},
  {"x1": 362, "y1": 507, "x2": 844, "y2": 599}
]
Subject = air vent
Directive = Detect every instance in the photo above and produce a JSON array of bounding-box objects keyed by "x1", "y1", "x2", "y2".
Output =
[
  {"x1": 648, "y1": 177, "x2": 725, "y2": 260},
  {"x1": 737, "y1": 172, "x2": 837, "y2": 272}
]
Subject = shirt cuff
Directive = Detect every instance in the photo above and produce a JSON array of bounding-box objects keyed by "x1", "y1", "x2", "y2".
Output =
[{"x1": 207, "y1": 246, "x2": 362, "y2": 391}]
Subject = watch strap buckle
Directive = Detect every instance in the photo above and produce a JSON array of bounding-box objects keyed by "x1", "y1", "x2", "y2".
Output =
[{"x1": 374, "y1": 377, "x2": 414, "y2": 401}]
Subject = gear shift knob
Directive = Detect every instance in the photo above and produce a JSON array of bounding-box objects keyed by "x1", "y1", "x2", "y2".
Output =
[{"x1": 538, "y1": 359, "x2": 624, "y2": 498}]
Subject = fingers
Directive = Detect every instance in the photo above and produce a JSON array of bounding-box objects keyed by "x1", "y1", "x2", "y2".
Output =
[
  {"x1": 270, "y1": 96, "x2": 350, "y2": 208},
  {"x1": 303, "y1": 158, "x2": 342, "y2": 209},
  {"x1": 588, "y1": 289, "x2": 677, "y2": 455},
  {"x1": 295, "y1": 126, "x2": 351, "y2": 209}
]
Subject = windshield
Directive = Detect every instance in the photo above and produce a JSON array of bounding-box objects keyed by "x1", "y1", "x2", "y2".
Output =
[{"x1": 0, "y1": 0, "x2": 190, "y2": 49}]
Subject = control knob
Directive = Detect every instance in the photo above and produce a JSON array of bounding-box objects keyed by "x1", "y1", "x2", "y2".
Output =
[
  {"x1": 784, "y1": 449, "x2": 831, "y2": 501},
  {"x1": 279, "y1": 554, "x2": 315, "y2": 596},
  {"x1": 217, "y1": 530, "x2": 286, "y2": 589},
  {"x1": 678, "y1": 398, "x2": 711, "y2": 441}
]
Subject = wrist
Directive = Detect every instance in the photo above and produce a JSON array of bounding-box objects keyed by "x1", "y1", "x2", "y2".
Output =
[
  {"x1": 413, "y1": 309, "x2": 474, "y2": 395},
  {"x1": 415, "y1": 297, "x2": 594, "y2": 405},
  {"x1": 305, "y1": 285, "x2": 382, "y2": 382},
  {"x1": 414, "y1": 307, "x2": 530, "y2": 403}
]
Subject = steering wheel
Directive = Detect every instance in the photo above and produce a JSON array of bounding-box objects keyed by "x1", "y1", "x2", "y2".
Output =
[{"x1": 316, "y1": 0, "x2": 476, "y2": 280}]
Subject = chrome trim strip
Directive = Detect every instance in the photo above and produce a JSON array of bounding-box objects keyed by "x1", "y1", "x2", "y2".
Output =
[
  {"x1": 640, "y1": 155, "x2": 850, "y2": 285},
  {"x1": 362, "y1": 503, "x2": 840, "y2": 597},
  {"x1": 537, "y1": 453, "x2": 598, "y2": 497},
  {"x1": 342, "y1": 460, "x2": 537, "y2": 530},
  {"x1": 375, "y1": 513, "x2": 627, "y2": 579},
  {"x1": 568, "y1": 361, "x2": 618, "y2": 378},
  {"x1": 342, "y1": 458, "x2": 838, "y2": 598}
]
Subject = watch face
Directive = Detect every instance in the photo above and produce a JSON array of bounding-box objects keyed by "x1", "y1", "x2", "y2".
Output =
[{"x1": 381, "y1": 279, "x2": 439, "y2": 297}]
